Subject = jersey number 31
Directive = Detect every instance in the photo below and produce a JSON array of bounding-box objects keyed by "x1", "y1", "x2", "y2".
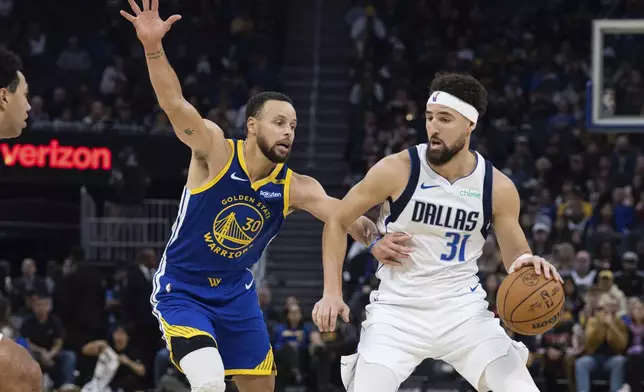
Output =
[{"x1": 440, "y1": 232, "x2": 471, "y2": 262}]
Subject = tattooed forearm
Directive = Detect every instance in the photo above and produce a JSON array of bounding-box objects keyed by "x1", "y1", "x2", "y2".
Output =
[
  {"x1": 146, "y1": 50, "x2": 164, "y2": 60},
  {"x1": 184, "y1": 128, "x2": 195, "y2": 135}
]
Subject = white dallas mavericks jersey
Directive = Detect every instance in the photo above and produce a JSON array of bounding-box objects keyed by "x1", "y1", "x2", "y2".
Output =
[{"x1": 375, "y1": 144, "x2": 493, "y2": 301}]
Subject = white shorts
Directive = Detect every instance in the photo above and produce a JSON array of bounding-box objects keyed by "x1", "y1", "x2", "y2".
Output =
[{"x1": 342, "y1": 288, "x2": 529, "y2": 391}]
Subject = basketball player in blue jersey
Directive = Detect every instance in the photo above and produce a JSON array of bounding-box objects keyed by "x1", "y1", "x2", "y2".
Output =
[
  {"x1": 314, "y1": 73, "x2": 564, "y2": 392},
  {"x1": 120, "y1": 2, "x2": 410, "y2": 392}
]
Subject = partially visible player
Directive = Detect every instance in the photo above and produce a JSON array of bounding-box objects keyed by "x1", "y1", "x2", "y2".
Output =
[
  {"x1": 120, "y1": 1, "x2": 410, "y2": 392},
  {"x1": 0, "y1": 49, "x2": 41, "y2": 392},
  {"x1": 0, "y1": 48, "x2": 30, "y2": 139},
  {"x1": 314, "y1": 72, "x2": 563, "y2": 392},
  {"x1": 0, "y1": 335, "x2": 43, "y2": 392}
]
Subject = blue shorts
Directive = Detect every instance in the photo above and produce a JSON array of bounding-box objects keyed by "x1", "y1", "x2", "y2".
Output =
[{"x1": 151, "y1": 266, "x2": 275, "y2": 377}]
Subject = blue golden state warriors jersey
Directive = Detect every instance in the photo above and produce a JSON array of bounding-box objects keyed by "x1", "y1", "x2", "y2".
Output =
[{"x1": 161, "y1": 139, "x2": 292, "y2": 279}]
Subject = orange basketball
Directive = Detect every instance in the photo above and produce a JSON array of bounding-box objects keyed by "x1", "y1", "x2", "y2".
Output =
[{"x1": 496, "y1": 266, "x2": 565, "y2": 336}]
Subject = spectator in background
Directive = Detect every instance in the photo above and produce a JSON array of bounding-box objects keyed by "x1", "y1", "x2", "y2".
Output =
[
  {"x1": 541, "y1": 316, "x2": 576, "y2": 392},
  {"x1": 554, "y1": 243, "x2": 576, "y2": 276},
  {"x1": 623, "y1": 298, "x2": 644, "y2": 392},
  {"x1": 55, "y1": 248, "x2": 106, "y2": 383},
  {"x1": 611, "y1": 136, "x2": 637, "y2": 184},
  {"x1": 0, "y1": 297, "x2": 13, "y2": 340},
  {"x1": 562, "y1": 277, "x2": 584, "y2": 323},
  {"x1": 99, "y1": 56, "x2": 128, "y2": 97},
  {"x1": 350, "y1": 5, "x2": 386, "y2": 43},
  {"x1": 349, "y1": 66, "x2": 384, "y2": 109},
  {"x1": 82, "y1": 324, "x2": 146, "y2": 392},
  {"x1": 24, "y1": 22, "x2": 46, "y2": 60},
  {"x1": 56, "y1": 37, "x2": 91, "y2": 72},
  {"x1": 274, "y1": 303, "x2": 312, "y2": 391},
  {"x1": 120, "y1": 248, "x2": 160, "y2": 388},
  {"x1": 565, "y1": 251, "x2": 597, "y2": 294},
  {"x1": 108, "y1": 147, "x2": 150, "y2": 210},
  {"x1": 614, "y1": 252, "x2": 644, "y2": 298},
  {"x1": 309, "y1": 320, "x2": 358, "y2": 392},
  {"x1": 557, "y1": 185, "x2": 592, "y2": 223},
  {"x1": 21, "y1": 295, "x2": 77, "y2": 391},
  {"x1": 105, "y1": 267, "x2": 127, "y2": 333},
  {"x1": 257, "y1": 285, "x2": 280, "y2": 337},
  {"x1": 11, "y1": 258, "x2": 49, "y2": 316},
  {"x1": 610, "y1": 187, "x2": 635, "y2": 235},
  {"x1": 0, "y1": 260, "x2": 11, "y2": 298},
  {"x1": 530, "y1": 219, "x2": 554, "y2": 260},
  {"x1": 578, "y1": 287, "x2": 602, "y2": 327},
  {"x1": 27, "y1": 96, "x2": 49, "y2": 124},
  {"x1": 350, "y1": 5, "x2": 386, "y2": 60},
  {"x1": 575, "y1": 293, "x2": 628, "y2": 392},
  {"x1": 0, "y1": 0, "x2": 14, "y2": 18},
  {"x1": 44, "y1": 260, "x2": 60, "y2": 295},
  {"x1": 597, "y1": 270, "x2": 629, "y2": 317},
  {"x1": 596, "y1": 240, "x2": 619, "y2": 271}
]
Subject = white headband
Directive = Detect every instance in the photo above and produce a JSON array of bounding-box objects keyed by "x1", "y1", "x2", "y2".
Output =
[{"x1": 427, "y1": 91, "x2": 479, "y2": 124}]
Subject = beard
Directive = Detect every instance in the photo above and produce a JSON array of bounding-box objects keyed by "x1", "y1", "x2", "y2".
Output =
[
  {"x1": 257, "y1": 134, "x2": 290, "y2": 163},
  {"x1": 426, "y1": 132, "x2": 468, "y2": 166}
]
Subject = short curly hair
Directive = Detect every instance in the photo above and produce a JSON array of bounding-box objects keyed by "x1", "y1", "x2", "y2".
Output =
[
  {"x1": 0, "y1": 48, "x2": 21, "y2": 93},
  {"x1": 429, "y1": 72, "x2": 487, "y2": 118}
]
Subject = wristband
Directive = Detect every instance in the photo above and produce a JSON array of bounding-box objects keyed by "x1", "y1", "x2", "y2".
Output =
[
  {"x1": 508, "y1": 253, "x2": 533, "y2": 273},
  {"x1": 368, "y1": 236, "x2": 382, "y2": 253}
]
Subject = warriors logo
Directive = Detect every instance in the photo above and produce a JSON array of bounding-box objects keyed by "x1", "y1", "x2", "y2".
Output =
[
  {"x1": 213, "y1": 202, "x2": 264, "y2": 251},
  {"x1": 204, "y1": 194, "x2": 272, "y2": 259}
]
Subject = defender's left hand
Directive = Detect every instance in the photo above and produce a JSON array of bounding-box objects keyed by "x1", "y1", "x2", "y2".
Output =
[
  {"x1": 371, "y1": 232, "x2": 413, "y2": 266},
  {"x1": 509, "y1": 255, "x2": 564, "y2": 284}
]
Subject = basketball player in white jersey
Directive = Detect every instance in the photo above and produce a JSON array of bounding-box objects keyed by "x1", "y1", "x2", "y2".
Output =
[
  {"x1": 0, "y1": 49, "x2": 42, "y2": 391},
  {"x1": 313, "y1": 72, "x2": 563, "y2": 392}
]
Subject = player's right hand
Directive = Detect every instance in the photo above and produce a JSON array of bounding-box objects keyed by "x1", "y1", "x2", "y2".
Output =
[
  {"x1": 120, "y1": 0, "x2": 182, "y2": 48},
  {"x1": 312, "y1": 295, "x2": 350, "y2": 332}
]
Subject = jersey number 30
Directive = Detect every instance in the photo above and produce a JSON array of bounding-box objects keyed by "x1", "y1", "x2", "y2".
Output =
[{"x1": 440, "y1": 232, "x2": 471, "y2": 262}]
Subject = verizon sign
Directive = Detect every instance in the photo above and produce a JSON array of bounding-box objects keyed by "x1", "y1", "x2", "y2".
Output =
[{"x1": 0, "y1": 139, "x2": 112, "y2": 170}]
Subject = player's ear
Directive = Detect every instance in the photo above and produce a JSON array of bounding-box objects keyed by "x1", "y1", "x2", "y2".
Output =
[
  {"x1": 0, "y1": 88, "x2": 8, "y2": 109},
  {"x1": 246, "y1": 117, "x2": 257, "y2": 136}
]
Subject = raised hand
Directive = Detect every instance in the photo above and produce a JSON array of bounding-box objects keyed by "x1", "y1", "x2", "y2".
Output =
[{"x1": 120, "y1": 0, "x2": 182, "y2": 48}]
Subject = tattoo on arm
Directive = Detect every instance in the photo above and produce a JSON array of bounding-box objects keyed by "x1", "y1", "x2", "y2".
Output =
[
  {"x1": 146, "y1": 50, "x2": 164, "y2": 60},
  {"x1": 184, "y1": 128, "x2": 195, "y2": 135}
]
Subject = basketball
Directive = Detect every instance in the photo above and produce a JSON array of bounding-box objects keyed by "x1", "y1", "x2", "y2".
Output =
[{"x1": 496, "y1": 266, "x2": 565, "y2": 336}]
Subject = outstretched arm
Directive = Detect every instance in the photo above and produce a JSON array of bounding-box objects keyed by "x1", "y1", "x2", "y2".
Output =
[
  {"x1": 492, "y1": 169, "x2": 562, "y2": 282},
  {"x1": 121, "y1": 0, "x2": 224, "y2": 154},
  {"x1": 289, "y1": 172, "x2": 413, "y2": 267},
  {"x1": 143, "y1": 44, "x2": 221, "y2": 152},
  {"x1": 289, "y1": 173, "x2": 380, "y2": 247}
]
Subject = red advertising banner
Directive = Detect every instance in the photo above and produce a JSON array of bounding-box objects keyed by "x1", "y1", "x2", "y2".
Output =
[
  {"x1": 1, "y1": 139, "x2": 112, "y2": 171},
  {"x1": 0, "y1": 130, "x2": 189, "y2": 186}
]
